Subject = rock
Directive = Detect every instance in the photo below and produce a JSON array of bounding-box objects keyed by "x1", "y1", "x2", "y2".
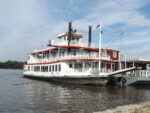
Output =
[{"x1": 94, "y1": 102, "x2": 150, "y2": 113}]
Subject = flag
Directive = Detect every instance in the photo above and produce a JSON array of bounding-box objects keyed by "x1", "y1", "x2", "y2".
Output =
[
  {"x1": 96, "y1": 24, "x2": 100, "y2": 29},
  {"x1": 48, "y1": 40, "x2": 51, "y2": 44},
  {"x1": 42, "y1": 42, "x2": 44, "y2": 49}
]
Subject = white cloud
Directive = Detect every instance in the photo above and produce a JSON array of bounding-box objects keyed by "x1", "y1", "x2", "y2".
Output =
[
  {"x1": 108, "y1": 31, "x2": 150, "y2": 47},
  {"x1": 73, "y1": 0, "x2": 150, "y2": 28},
  {"x1": 0, "y1": 0, "x2": 49, "y2": 61},
  {"x1": 0, "y1": 0, "x2": 48, "y2": 29},
  {"x1": 72, "y1": 0, "x2": 150, "y2": 60},
  {"x1": 0, "y1": 0, "x2": 150, "y2": 61}
]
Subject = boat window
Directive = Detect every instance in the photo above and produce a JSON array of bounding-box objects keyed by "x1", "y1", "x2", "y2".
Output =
[
  {"x1": 49, "y1": 65, "x2": 51, "y2": 72},
  {"x1": 59, "y1": 64, "x2": 61, "y2": 71},
  {"x1": 52, "y1": 65, "x2": 54, "y2": 72},
  {"x1": 55, "y1": 65, "x2": 57, "y2": 71},
  {"x1": 69, "y1": 64, "x2": 73, "y2": 68},
  {"x1": 75, "y1": 63, "x2": 82, "y2": 69},
  {"x1": 41, "y1": 66, "x2": 48, "y2": 72},
  {"x1": 45, "y1": 66, "x2": 48, "y2": 72},
  {"x1": 101, "y1": 62, "x2": 106, "y2": 68},
  {"x1": 113, "y1": 51, "x2": 117, "y2": 58},
  {"x1": 28, "y1": 66, "x2": 30, "y2": 71},
  {"x1": 112, "y1": 63, "x2": 115, "y2": 70},
  {"x1": 34, "y1": 66, "x2": 40, "y2": 72},
  {"x1": 75, "y1": 63, "x2": 78, "y2": 69}
]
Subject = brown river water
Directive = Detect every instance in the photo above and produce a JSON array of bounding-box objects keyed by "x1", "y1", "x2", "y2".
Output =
[{"x1": 0, "y1": 69, "x2": 150, "y2": 113}]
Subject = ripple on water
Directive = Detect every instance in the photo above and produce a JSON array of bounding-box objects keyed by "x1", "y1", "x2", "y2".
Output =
[{"x1": 0, "y1": 69, "x2": 150, "y2": 113}]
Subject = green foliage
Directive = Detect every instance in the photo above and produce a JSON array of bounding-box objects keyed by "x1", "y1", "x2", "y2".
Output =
[{"x1": 0, "y1": 60, "x2": 26, "y2": 69}]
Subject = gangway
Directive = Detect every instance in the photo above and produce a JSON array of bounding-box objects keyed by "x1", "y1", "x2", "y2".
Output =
[{"x1": 107, "y1": 67, "x2": 136, "y2": 76}]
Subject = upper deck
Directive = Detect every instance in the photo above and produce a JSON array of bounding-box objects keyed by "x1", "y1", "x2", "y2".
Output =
[
  {"x1": 27, "y1": 46, "x2": 119, "y2": 64},
  {"x1": 26, "y1": 22, "x2": 120, "y2": 65}
]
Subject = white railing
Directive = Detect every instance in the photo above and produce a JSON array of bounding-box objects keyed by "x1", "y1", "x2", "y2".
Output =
[
  {"x1": 56, "y1": 41, "x2": 81, "y2": 46},
  {"x1": 130, "y1": 70, "x2": 150, "y2": 77},
  {"x1": 28, "y1": 53, "x2": 111, "y2": 64},
  {"x1": 65, "y1": 68, "x2": 112, "y2": 74},
  {"x1": 39, "y1": 54, "x2": 111, "y2": 63}
]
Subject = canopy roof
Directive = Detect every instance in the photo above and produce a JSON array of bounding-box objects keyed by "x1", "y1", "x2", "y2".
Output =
[{"x1": 57, "y1": 33, "x2": 82, "y2": 38}]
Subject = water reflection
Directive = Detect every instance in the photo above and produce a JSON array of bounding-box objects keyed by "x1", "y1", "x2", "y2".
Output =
[
  {"x1": 23, "y1": 79, "x2": 150, "y2": 113},
  {"x1": 0, "y1": 69, "x2": 150, "y2": 113}
]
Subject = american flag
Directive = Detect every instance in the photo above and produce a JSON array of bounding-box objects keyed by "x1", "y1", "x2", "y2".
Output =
[
  {"x1": 48, "y1": 40, "x2": 51, "y2": 44},
  {"x1": 96, "y1": 24, "x2": 100, "y2": 29}
]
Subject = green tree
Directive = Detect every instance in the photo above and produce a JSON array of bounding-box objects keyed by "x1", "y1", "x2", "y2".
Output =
[{"x1": 0, "y1": 60, "x2": 26, "y2": 69}]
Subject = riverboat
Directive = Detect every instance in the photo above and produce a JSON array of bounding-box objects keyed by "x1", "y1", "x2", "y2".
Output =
[{"x1": 23, "y1": 22, "x2": 135, "y2": 85}]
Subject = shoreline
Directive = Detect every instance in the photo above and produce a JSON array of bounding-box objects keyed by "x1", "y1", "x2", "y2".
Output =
[{"x1": 94, "y1": 101, "x2": 150, "y2": 113}]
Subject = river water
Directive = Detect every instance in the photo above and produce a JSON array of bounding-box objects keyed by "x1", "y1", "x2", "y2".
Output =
[{"x1": 0, "y1": 69, "x2": 150, "y2": 113}]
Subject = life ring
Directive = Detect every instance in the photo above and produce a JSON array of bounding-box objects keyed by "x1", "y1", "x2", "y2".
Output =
[{"x1": 122, "y1": 78, "x2": 127, "y2": 84}]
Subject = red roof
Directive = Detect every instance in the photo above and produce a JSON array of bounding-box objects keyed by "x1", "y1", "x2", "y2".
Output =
[
  {"x1": 57, "y1": 33, "x2": 82, "y2": 38},
  {"x1": 29, "y1": 46, "x2": 120, "y2": 55},
  {"x1": 30, "y1": 46, "x2": 98, "y2": 55},
  {"x1": 24, "y1": 59, "x2": 112, "y2": 65}
]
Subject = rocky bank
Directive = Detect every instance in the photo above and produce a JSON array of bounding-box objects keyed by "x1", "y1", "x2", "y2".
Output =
[{"x1": 94, "y1": 102, "x2": 150, "y2": 113}]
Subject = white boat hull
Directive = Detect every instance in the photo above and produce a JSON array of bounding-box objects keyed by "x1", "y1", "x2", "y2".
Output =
[{"x1": 23, "y1": 74, "x2": 109, "y2": 85}]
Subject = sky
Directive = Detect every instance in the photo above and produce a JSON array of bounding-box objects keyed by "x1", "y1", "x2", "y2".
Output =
[{"x1": 0, "y1": 0, "x2": 150, "y2": 61}]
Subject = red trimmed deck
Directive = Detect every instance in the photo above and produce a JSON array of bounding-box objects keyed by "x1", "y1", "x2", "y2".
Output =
[
  {"x1": 25, "y1": 59, "x2": 112, "y2": 65},
  {"x1": 30, "y1": 46, "x2": 99, "y2": 55}
]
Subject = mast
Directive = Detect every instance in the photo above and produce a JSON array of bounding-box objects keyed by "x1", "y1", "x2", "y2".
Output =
[
  {"x1": 42, "y1": 42, "x2": 44, "y2": 60},
  {"x1": 98, "y1": 23, "x2": 102, "y2": 72},
  {"x1": 124, "y1": 52, "x2": 127, "y2": 69},
  {"x1": 119, "y1": 52, "x2": 122, "y2": 70}
]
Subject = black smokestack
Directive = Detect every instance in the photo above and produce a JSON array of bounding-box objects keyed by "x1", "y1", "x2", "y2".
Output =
[
  {"x1": 68, "y1": 22, "x2": 72, "y2": 46},
  {"x1": 88, "y1": 26, "x2": 92, "y2": 47}
]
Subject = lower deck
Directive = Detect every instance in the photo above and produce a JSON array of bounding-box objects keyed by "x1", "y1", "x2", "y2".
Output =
[{"x1": 24, "y1": 61, "x2": 117, "y2": 77}]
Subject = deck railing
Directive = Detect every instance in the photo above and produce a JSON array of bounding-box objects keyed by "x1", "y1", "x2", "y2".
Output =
[
  {"x1": 130, "y1": 70, "x2": 150, "y2": 77},
  {"x1": 34, "y1": 54, "x2": 111, "y2": 63}
]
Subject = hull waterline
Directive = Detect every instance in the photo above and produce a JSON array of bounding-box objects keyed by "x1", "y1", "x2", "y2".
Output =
[{"x1": 23, "y1": 74, "x2": 109, "y2": 85}]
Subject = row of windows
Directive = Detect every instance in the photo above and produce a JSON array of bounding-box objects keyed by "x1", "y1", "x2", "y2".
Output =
[
  {"x1": 49, "y1": 65, "x2": 61, "y2": 72},
  {"x1": 34, "y1": 66, "x2": 40, "y2": 72},
  {"x1": 27, "y1": 64, "x2": 61, "y2": 72},
  {"x1": 41, "y1": 66, "x2": 48, "y2": 72}
]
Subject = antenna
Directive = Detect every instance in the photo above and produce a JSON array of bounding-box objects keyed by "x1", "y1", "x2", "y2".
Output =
[
  {"x1": 42, "y1": 42, "x2": 44, "y2": 50},
  {"x1": 104, "y1": 28, "x2": 125, "y2": 49}
]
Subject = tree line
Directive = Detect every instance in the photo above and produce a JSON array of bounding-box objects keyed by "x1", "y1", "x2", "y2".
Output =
[{"x1": 0, "y1": 60, "x2": 26, "y2": 69}]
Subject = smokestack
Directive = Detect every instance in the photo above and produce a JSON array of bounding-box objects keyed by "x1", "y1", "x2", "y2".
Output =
[
  {"x1": 68, "y1": 22, "x2": 72, "y2": 46},
  {"x1": 88, "y1": 26, "x2": 92, "y2": 47}
]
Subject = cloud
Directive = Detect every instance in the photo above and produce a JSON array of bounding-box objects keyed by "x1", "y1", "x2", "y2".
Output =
[
  {"x1": 73, "y1": 0, "x2": 150, "y2": 60},
  {"x1": 0, "y1": 0, "x2": 49, "y2": 61},
  {"x1": 74, "y1": 0, "x2": 150, "y2": 27},
  {"x1": 0, "y1": 0, "x2": 48, "y2": 30},
  {"x1": 0, "y1": 0, "x2": 150, "y2": 61}
]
